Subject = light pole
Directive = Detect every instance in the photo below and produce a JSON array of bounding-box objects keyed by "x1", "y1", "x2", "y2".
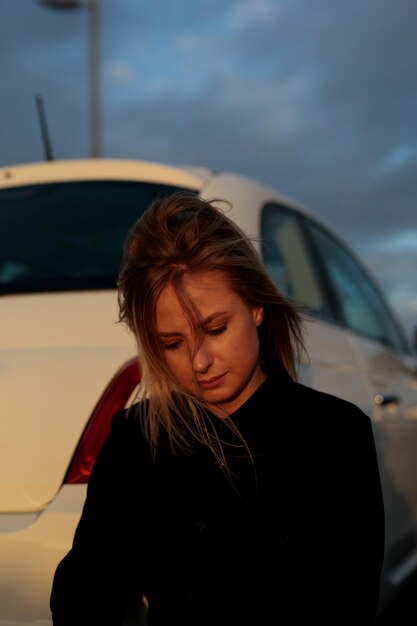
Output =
[{"x1": 39, "y1": 0, "x2": 101, "y2": 158}]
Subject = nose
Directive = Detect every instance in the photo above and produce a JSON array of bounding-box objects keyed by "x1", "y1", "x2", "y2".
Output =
[{"x1": 192, "y1": 339, "x2": 214, "y2": 374}]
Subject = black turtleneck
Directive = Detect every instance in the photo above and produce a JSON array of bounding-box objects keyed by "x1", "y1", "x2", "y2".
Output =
[{"x1": 50, "y1": 358, "x2": 385, "y2": 626}]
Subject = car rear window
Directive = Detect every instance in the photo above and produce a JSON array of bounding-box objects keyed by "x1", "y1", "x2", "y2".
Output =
[{"x1": 0, "y1": 180, "x2": 194, "y2": 295}]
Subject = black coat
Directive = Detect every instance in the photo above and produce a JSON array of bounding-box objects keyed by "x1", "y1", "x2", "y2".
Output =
[{"x1": 50, "y1": 362, "x2": 385, "y2": 626}]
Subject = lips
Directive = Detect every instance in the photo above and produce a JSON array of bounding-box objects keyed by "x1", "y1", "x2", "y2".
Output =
[{"x1": 197, "y1": 373, "x2": 226, "y2": 389}]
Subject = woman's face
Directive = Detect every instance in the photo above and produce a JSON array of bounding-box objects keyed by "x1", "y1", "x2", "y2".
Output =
[{"x1": 155, "y1": 270, "x2": 265, "y2": 415}]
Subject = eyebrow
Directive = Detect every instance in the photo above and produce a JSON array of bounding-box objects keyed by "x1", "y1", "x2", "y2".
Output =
[{"x1": 157, "y1": 312, "x2": 228, "y2": 337}]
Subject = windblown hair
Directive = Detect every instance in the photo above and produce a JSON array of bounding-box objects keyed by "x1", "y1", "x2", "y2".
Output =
[{"x1": 117, "y1": 190, "x2": 306, "y2": 466}]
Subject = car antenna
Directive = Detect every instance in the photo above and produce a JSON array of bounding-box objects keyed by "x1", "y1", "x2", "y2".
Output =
[{"x1": 35, "y1": 94, "x2": 54, "y2": 161}]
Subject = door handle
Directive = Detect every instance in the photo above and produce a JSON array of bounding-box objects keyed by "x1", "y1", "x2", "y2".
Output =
[{"x1": 374, "y1": 393, "x2": 400, "y2": 406}]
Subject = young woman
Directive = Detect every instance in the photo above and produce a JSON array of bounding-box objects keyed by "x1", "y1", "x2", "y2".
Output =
[{"x1": 50, "y1": 191, "x2": 385, "y2": 625}]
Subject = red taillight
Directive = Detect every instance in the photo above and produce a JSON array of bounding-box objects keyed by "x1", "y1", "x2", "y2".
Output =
[{"x1": 64, "y1": 357, "x2": 142, "y2": 484}]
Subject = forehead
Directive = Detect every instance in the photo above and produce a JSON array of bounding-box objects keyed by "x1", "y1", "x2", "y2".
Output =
[
  {"x1": 155, "y1": 270, "x2": 236, "y2": 328},
  {"x1": 183, "y1": 270, "x2": 231, "y2": 296}
]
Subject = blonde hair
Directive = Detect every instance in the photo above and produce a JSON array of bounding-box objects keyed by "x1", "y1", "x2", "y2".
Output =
[{"x1": 117, "y1": 190, "x2": 305, "y2": 467}]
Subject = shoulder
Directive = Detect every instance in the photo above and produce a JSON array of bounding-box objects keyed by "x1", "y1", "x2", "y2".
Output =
[
  {"x1": 283, "y1": 383, "x2": 381, "y2": 492},
  {"x1": 294, "y1": 383, "x2": 379, "y2": 481},
  {"x1": 292, "y1": 381, "x2": 368, "y2": 421},
  {"x1": 110, "y1": 399, "x2": 149, "y2": 432},
  {"x1": 266, "y1": 358, "x2": 370, "y2": 430},
  {"x1": 98, "y1": 400, "x2": 152, "y2": 463},
  {"x1": 283, "y1": 380, "x2": 374, "y2": 452},
  {"x1": 87, "y1": 400, "x2": 155, "y2": 497}
]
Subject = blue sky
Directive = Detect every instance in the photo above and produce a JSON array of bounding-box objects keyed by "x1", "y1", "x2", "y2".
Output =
[{"x1": 1, "y1": 0, "x2": 416, "y2": 339}]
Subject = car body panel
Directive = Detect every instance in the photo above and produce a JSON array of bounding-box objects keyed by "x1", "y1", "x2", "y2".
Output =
[
  {"x1": 352, "y1": 335, "x2": 417, "y2": 562},
  {"x1": 0, "y1": 485, "x2": 86, "y2": 623},
  {"x1": 1, "y1": 291, "x2": 136, "y2": 511}
]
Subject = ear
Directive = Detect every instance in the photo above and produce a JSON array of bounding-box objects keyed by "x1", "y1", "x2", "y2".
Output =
[{"x1": 252, "y1": 306, "x2": 264, "y2": 327}]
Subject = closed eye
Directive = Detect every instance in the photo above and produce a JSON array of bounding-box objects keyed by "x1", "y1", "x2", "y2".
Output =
[
  {"x1": 162, "y1": 339, "x2": 183, "y2": 350},
  {"x1": 206, "y1": 325, "x2": 227, "y2": 336}
]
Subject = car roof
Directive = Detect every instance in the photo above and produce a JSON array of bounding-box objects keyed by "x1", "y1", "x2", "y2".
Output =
[
  {"x1": 0, "y1": 156, "x2": 348, "y2": 258},
  {"x1": 0, "y1": 156, "x2": 316, "y2": 217},
  {"x1": 0, "y1": 158, "x2": 214, "y2": 189}
]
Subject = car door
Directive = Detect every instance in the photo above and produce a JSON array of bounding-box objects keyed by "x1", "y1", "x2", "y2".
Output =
[{"x1": 305, "y1": 218, "x2": 417, "y2": 591}]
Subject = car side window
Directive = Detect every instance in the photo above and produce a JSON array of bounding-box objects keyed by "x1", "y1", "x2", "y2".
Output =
[
  {"x1": 261, "y1": 203, "x2": 330, "y2": 318},
  {"x1": 307, "y1": 220, "x2": 410, "y2": 353}
]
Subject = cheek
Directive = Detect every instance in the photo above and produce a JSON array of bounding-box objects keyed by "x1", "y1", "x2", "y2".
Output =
[
  {"x1": 224, "y1": 324, "x2": 259, "y2": 367},
  {"x1": 164, "y1": 350, "x2": 191, "y2": 383},
  {"x1": 163, "y1": 350, "x2": 178, "y2": 373},
  {"x1": 242, "y1": 324, "x2": 261, "y2": 363},
  {"x1": 241, "y1": 318, "x2": 260, "y2": 347},
  {"x1": 247, "y1": 335, "x2": 260, "y2": 359}
]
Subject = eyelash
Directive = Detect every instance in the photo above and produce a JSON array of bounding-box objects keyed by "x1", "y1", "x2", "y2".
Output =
[
  {"x1": 162, "y1": 340, "x2": 182, "y2": 351},
  {"x1": 207, "y1": 325, "x2": 227, "y2": 336},
  {"x1": 161, "y1": 325, "x2": 228, "y2": 351}
]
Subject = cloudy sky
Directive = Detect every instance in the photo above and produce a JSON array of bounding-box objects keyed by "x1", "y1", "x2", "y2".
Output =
[{"x1": 1, "y1": 0, "x2": 416, "y2": 340}]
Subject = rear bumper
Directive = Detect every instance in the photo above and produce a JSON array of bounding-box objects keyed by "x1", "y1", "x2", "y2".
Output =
[{"x1": 0, "y1": 485, "x2": 86, "y2": 624}]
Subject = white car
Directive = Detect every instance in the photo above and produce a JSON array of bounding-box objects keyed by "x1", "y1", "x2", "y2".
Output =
[{"x1": 1, "y1": 158, "x2": 417, "y2": 624}]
